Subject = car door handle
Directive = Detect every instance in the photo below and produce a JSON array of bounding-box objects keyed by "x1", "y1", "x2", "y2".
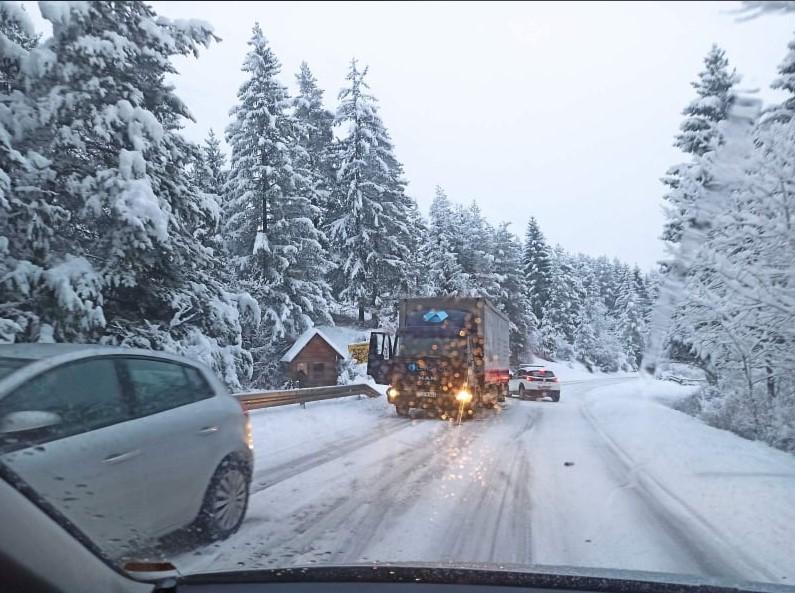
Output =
[
  {"x1": 198, "y1": 426, "x2": 219, "y2": 435},
  {"x1": 103, "y1": 450, "x2": 141, "y2": 465}
]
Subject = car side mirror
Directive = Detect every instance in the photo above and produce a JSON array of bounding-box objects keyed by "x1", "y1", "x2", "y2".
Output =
[{"x1": 0, "y1": 411, "x2": 62, "y2": 435}]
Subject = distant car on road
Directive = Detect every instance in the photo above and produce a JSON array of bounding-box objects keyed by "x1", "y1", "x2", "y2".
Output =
[
  {"x1": 508, "y1": 365, "x2": 561, "y2": 401},
  {"x1": 0, "y1": 344, "x2": 253, "y2": 557}
]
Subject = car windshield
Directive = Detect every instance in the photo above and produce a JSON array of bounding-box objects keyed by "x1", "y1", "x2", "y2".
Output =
[
  {"x1": 0, "y1": 358, "x2": 30, "y2": 382},
  {"x1": 2, "y1": 1, "x2": 795, "y2": 590}
]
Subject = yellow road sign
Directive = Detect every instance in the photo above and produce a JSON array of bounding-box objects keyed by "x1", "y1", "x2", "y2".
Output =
[{"x1": 348, "y1": 342, "x2": 369, "y2": 363}]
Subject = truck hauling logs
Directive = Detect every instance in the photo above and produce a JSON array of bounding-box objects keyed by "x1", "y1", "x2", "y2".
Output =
[{"x1": 367, "y1": 297, "x2": 511, "y2": 420}]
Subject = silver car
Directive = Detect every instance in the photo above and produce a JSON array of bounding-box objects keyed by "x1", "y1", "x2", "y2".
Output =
[{"x1": 0, "y1": 344, "x2": 253, "y2": 559}]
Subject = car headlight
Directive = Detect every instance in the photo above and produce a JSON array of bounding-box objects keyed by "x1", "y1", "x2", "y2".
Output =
[
  {"x1": 455, "y1": 389, "x2": 472, "y2": 403},
  {"x1": 387, "y1": 386, "x2": 399, "y2": 400}
]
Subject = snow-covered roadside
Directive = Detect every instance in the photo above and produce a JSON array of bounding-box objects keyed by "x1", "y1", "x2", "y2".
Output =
[
  {"x1": 538, "y1": 359, "x2": 637, "y2": 383},
  {"x1": 583, "y1": 379, "x2": 795, "y2": 583},
  {"x1": 249, "y1": 395, "x2": 392, "y2": 471}
]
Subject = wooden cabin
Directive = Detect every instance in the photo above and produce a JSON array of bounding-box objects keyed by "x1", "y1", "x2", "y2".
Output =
[{"x1": 280, "y1": 328, "x2": 349, "y2": 387}]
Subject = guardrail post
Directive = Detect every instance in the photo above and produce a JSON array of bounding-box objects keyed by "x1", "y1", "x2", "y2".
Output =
[{"x1": 300, "y1": 400, "x2": 306, "y2": 409}]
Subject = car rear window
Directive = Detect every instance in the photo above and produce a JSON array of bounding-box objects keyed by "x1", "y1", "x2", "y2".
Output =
[
  {"x1": 527, "y1": 370, "x2": 556, "y2": 378},
  {"x1": 0, "y1": 358, "x2": 31, "y2": 382},
  {"x1": 124, "y1": 358, "x2": 212, "y2": 416}
]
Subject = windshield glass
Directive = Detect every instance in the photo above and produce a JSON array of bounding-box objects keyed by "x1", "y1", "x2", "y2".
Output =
[
  {"x1": 526, "y1": 370, "x2": 555, "y2": 379},
  {"x1": 2, "y1": 1, "x2": 794, "y2": 589},
  {"x1": 0, "y1": 358, "x2": 30, "y2": 382}
]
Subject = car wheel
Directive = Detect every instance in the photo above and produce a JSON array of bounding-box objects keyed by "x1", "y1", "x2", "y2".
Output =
[
  {"x1": 396, "y1": 405, "x2": 410, "y2": 417},
  {"x1": 551, "y1": 392, "x2": 560, "y2": 402},
  {"x1": 518, "y1": 384, "x2": 526, "y2": 399},
  {"x1": 198, "y1": 456, "x2": 250, "y2": 542}
]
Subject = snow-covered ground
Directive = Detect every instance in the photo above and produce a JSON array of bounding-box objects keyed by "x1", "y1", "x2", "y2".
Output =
[
  {"x1": 583, "y1": 379, "x2": 795, "y2": 583},
  {"x1": 174, "y1": 377, "x2": 795, "y2": 586},
  {"x1": 535, "y1": 359, "x2": 637, "y2": 383}
]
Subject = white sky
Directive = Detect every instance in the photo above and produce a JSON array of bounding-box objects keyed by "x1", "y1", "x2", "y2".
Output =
[{"x1": 20, "y1": 1, "x2": 795, "y2": 269}]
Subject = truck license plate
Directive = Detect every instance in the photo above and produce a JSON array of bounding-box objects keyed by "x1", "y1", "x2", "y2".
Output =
[{"x1": 417, "y1": 391, "x2": 437, "y2": 398}]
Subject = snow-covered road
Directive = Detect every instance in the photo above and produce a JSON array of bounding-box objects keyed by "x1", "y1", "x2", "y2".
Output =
[{"x1": 176, "y1": 377, "x2": 795, "y2": 585}]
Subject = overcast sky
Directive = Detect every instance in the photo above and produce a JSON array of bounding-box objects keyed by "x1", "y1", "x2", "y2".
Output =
[{"x1": 22, "y1": 1, "x2": 795, "y2": 269}]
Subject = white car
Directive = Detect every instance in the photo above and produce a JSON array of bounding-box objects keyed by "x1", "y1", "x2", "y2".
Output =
[
  {"x1": 0, "y1": 344, "x2": 253, "y2": 559},
  {"x1": 508, "y1": 365, "x2": 561, "y2": 402}
]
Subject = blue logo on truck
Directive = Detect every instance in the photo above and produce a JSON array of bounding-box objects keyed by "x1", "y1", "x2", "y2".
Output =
[{"x1": 423, "y1": 310, "x2": 448, "y2": 323}]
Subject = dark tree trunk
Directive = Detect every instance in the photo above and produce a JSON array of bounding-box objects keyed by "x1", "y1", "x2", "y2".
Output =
[{"x1": 766, "y1": 363, "x2": 776, "y2": 400}]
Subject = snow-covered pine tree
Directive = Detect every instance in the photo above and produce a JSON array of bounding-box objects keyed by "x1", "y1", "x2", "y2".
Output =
[
  {"x1": 768, "y1": 33, "x2": 795, "y2": 122},
  {"x1": 1, "y1": 1, "x2": 259, "y2": 388},
  {"x1": 492, "y1": 223, "x2": 536, "y2": 364},
  {"x1": 676, "y1": 45, "x2": 738, "y2": 156},
  {"x1": 326, "y1": 59, "x2": 415, "y2": 323},
  {"x1": 0, "y1": 2, "x2": 55, "y2": 343},
  {"x1": 614, "y1": 267, "x2": 646, "y2": 369},
  {"x1": 0, "y1": 2, "x2": 37, "y2": 93},
  {"x1": 460, "y1": 202, "x2": 500, "y2": 300},
  {"x1": 187, "y1": 129, "x2": 228, "y2": 263},
  {"x1": 423, "y1": 185, "x2": 471, "y2": 296},
  {"x1": 427, "y1": 234, "x2": 469, "y2": 296},
  {"x1": 293, "y1": 61, "x2": 334, "y2": 228},
  {"x1": 522, "y1": 216, "x2": 552, "y2": 322},
  {"x1": 539, "y1": 247, "x2": 582, "y2": 358},
  {"x1": 428, "y1": 185, "x2": 460, "y2": 248},
  {"x1": 224, "y1": 24, "x2": 332, "y2": 386},
  {"x1": 397, "y1": 195, "x2": 432, "y2": 298},
  {"x1": 605, "y1": 260, "x2": 631, "y2": 314},
  {"x1": 591, "y1": 256, "x2": 619, "y2": 312},
  {"x1": 660, "y1": 46, "x2": 738, "y2": 371},
  {"x1": 574, "y1": 295, "x2": 624, "y2": 373},
  {"x1": 201, "y1": 129, "x2": 227, "y2": 197},
  {"x1": 663, "y1": 45, "x2": 738, "y2": 243}
]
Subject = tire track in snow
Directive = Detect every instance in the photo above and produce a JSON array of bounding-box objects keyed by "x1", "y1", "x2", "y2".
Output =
[
  {"x1": 336, "y1": 421, "x2": 487, "y2": 564},
  {"x1": 243, "y1": 416, "x2": 481, "y2": 567},
  {"x1": 438, "y1": 404, "x2": 538, "y2": 565},
  {"x1": 251, "y1": 418, "x2": 416, "y2": 493}
]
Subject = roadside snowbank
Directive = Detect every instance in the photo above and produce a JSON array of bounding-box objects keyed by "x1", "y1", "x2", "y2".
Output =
[
  {"x1": 539, "y1": 359, "x2": 637, "y2": 383},
  {"x1": 583, "y1": 379, "x2": 795, "y2": 583},
  {"x1": 249, "y1": 395, "x2": 391, "y2": 469}
]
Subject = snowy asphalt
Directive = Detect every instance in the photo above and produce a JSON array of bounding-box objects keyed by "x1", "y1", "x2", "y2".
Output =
[{"x1": 175, "y1": 378, "x2": 782, "y2": 582}]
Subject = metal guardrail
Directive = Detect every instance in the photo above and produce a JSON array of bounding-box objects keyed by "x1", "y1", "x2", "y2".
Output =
[
  {"x1": 234, "y1": 383, "x2": 382, "y2": 411},
  {"x1": 664, "y1": 375, "x2": 707, "y2": 386}
]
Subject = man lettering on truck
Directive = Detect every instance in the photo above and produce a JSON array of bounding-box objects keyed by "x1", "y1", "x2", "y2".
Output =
[{"x1": 367, "y1": 297, "x2": 511, "y2": 420}]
